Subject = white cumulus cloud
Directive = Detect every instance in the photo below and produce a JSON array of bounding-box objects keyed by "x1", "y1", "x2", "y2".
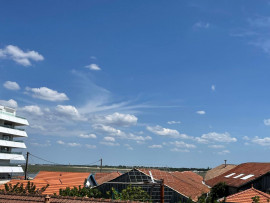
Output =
[
  {"x1": 196, "y1": 111, "x2": 205, "y2": 115},
  {"x1": 146, "y1": 125, "x2": 191, "y2": 139},
  {"x1": 169, "y1": 141, "x2": 196, "y2": 149},
  {"x1": 55, "y1": 105, "x2": 84, "y2": 120},
  {"x1": 196, "y1": 132, "x2": 237, "y2": 144},
  {"x1": 208, "y1": 144, "x2": 225, "y2": 149},
  {"x1": 167, "y1": 121, "x2": 181, "y2": 125},
  {"x1": 3, "y1": 81, "x2": 20, "y2": 90},
  {"x1": 93, "y1": 124, "x2": 151, "y2": 141},
  {"x1": 148, "y1": 144, "x2": 163, "y2": 149},
  {"x1": 78, "y1": 134, "x2": 97, "y2": 139},
  {"x1": 100, "y1": 141, "x2": 120, "y2": 146},
  {"x1": 124, "y1": 144, "x2": 133, "y2": 150},
  {"x1": 193, "y1": 22, "x2": 210, "y2": 29},
  {"x1": 26, "y1": 87, "x2": 69, "y2": 101},
  {"x1": 0, "y1": 99, "x2": 18, "y2": 108},
  {"x1": 171, "y1": 148, "x2": 190, "y2": 152},
  {"x1": 95, "y1": 112, "x2": 138, "y2": 126},
  {"x1": 57, "y1": 140, "x2": 81, "y2": 147},
  {"x1": 218, "y1": 150, "x2": 230, "y2": 155},
  {"x1": 85, "y1": 64, "x2": 101, "y2": 71},
  {"x1": 21, "y1": 105, "x2": 43, "y2": 116},
  {"x1": 264, "y1": 119, "x2": 270, "y2": 126},
  {"x1": 252, "y1": 136, "x2": 270, "y2": 146},
  {"x1": 85, "y1": 144, "x2": 97, "y2": 149},
  {"x1": 103, "y1": 136, "x2": 115, "y2": 142},
  {"x1": 0, "y1": 45, "x2": 44, "y2": 66}
]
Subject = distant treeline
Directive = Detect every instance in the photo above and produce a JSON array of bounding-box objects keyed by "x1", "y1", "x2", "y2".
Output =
[{"x1": 22, "y1": 164, "x2": 210, "y2": 174}]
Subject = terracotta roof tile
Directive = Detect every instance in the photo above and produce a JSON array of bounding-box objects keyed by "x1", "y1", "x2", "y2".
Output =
[
  {"x1": 0, "y1": 193, "x2": 145, "y2": 202},
  {"x1": 225, "y1": 187, "x2": 270, "y2": 203},
  {"x1": 206, "y1": 162, "x2": 270, "y2": 188},
  {"x1": 0, "y1": 171, "x2": 123, "y2": 196},
  {"x1": 137, "y1": 169, "x2": 209, "y2": 202}
]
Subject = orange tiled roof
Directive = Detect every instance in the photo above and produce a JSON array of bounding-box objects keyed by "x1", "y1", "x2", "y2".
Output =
[
  {"x1": 0, "y1": 171, "x2": 122, "y2": 196},
  {"x1": 206, "y1": 162, "x2": 270, "y2": 188},
  {"x1": 137, "y1": 169, "x2": 209, "y2": 202},
  {"x1": 0, "y1": 192, "x2": 144, "y2": 202},
  {"x1": 225, "y1": 187, "x2": 270, "y2": 203},
  {"x1": 0, "y1": 171, "x2": 90, "y2": 195}
]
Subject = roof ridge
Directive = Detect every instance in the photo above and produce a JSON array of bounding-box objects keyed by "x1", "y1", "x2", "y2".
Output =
[{"x1": 251, "y1": 187, "x2": 270, "y2": 198}]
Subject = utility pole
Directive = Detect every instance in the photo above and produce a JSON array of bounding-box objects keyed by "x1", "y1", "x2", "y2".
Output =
[
  {"x1": 100, "y1": 158, "x2": 102, "y2": 172},
  {"x1": 160, "y1": 179, "x2": 164, "y2": 203},
  {"x1": 24, "y1": 152, "x2": 29, "y2": 180}
]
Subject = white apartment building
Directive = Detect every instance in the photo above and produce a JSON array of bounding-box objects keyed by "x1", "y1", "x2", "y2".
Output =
[{"x1": 0, "y1": 105, "x2": 28, "y2": 179}]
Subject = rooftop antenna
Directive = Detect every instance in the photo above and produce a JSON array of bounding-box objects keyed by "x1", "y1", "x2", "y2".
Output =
[{"x1": 224, "y1": 160, "x2": 227, "y2": 167}]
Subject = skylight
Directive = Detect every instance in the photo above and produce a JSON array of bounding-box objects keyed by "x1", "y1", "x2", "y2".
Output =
[
  {"x1": 224, "y1": 173, "x2": 236, "y2": 178},
  {"x1": 240, "y1": 174, "x2": 254, "y2": 180},
  {"x1": 233, "y1": 174, "x2": 244, "y2": 179}
]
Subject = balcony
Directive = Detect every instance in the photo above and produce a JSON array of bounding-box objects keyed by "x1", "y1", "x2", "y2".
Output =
[
  {"x1": 0, "y1": 111, "x2": 29, "y2": 126},
  {"x1": 0, "y1": 166, "x2": 24, "y2": 173},
  {"x1": 0, "y1": 124, "x2": 25, "y2": 131},
  {"x1": 0, "y1": 151, "x2": 22, "y2": 155},
  {"x1": 0, "y1": 140, "x2": 26, "y2": 149},
  {"x1": 0, "y1": 153, "x2": 25, "y2": 161},
  {"x1": 0, "y1": 126, "x2": 27, "y2": 137}
]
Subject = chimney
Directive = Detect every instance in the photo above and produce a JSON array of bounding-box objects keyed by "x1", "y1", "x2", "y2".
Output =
[
  {"x1": 224, "y1": 160, "x2": 227, "y2": 167},
  {"x1": 44, "y1": 195, "x2": 50, "y2": 203}
]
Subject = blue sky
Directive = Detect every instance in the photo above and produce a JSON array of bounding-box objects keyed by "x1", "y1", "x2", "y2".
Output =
[{"x1": 1, "y1": 0, "x2": 270, "y2": 168}]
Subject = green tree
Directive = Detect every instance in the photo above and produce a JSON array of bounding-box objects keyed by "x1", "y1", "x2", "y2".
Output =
[
  {"x1": 197, "y1": 182, "x2": 227, "y2": 203},
  {"x1": 107, "y1": 185, "x2": 151, "y2": 202},
  {"x1": 59, "y1": 186, "x2": 101, "y2": 198},
  {"x1": 2, "y1": 181, "x2": 49, "y2": 194},
  {"x1": 252, "y1": 196, "x2": 260, "y2": 203}
]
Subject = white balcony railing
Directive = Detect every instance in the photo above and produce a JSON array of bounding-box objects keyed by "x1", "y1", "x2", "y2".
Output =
[
  {"x1": 0, "y1": 126, "x2": 27, "y2": 137},
  {"x1": 0, "y1": 111, "x2": 29, "y2": 126}
]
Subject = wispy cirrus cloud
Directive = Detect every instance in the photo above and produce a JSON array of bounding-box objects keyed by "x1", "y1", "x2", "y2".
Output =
[{"x1": 0, "y1": 45, "x2": 44, "y2": 66}]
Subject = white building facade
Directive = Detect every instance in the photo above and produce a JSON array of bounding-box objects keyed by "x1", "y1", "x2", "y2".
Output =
[{"x1": 0, "y1": 105, "x2": 28, "y2": 179}]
